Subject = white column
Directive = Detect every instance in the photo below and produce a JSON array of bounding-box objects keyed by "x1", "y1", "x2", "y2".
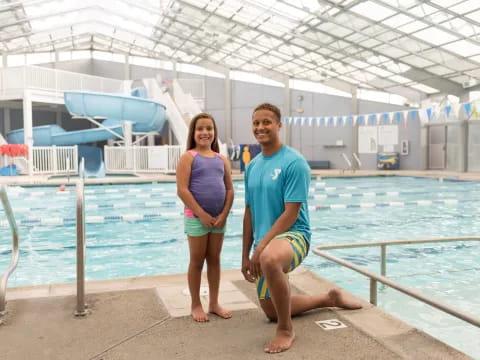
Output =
[
  {"x1": 23, "y1": 90, "x2": 34, "y2": 176},
  {"x1": 147, "y1": 134, "x2": 155, "y2": 146},
  {"x1": 124, "y1": 121, "x2": 133, "y2": 147},
  {"x1": 351, "y1": 86, "x2": 359, "y2": 167},
  {"x1": 351, "y1": 85, "x2": 358, "y2": 114},
  {"x1": 225, "y1": 68, "x2": 231, "y2": 143},
  {"x1": 4, "y1": 108, "x2": 11, "y2": 134},
  {"x1": 172, "y1": 60, "x2": 177, "y2": 80},
  {"x1": 283, "y1": 76, "x2": 291, "y2": 146},
  {"x1": 54, "y1": 51, "x2": 60, "y2": 68},
  {"x1": 2, "y1": 54, "x2": 7, "y2": 67},
  {"x1": 124, "y1": 120, "x2": 133, "y2": 169},
  {"x1": 124, "y1": 54, "x2": 130, "y2": 80}
]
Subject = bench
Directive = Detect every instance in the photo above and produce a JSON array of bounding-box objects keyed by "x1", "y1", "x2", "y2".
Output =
[{"x1": 307, "y1": 160, "x2": 330, "y2": 169}]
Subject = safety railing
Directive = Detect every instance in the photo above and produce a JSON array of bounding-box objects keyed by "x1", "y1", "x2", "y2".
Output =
[
  {"x1": 341, "y1": 152, "x2": 353, "y2": 171},
  {"x1": 313, "y1": 236, "x2": 480, "y2": 328},
  {"x1": 0, "y1": 65, "x2": 124, "y2": 97},
  {"x1": 75, "y1": 158, "x2": 88, "y2": 316},
  {"x1": 32, "y1": 146, "x2": 78, "y2": 175},
  {"x1": 0, "y1": 185, "x2": 20, "y2": 316},
  {"x1": 104, "y1": 145, "x2": 182, "y2": 174},
  {"x1": 352, "y1": 152, "x2": 362, "y2": 169}
]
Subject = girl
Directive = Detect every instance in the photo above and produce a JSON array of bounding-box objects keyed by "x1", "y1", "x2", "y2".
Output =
[{"x1": 176, "y1": 113, "x2": 234, "y2": 322}]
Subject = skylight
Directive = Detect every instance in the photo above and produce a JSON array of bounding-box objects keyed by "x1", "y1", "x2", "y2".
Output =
[{"x1": 350, "y1": 1, "x2": 396, "y2": 22}]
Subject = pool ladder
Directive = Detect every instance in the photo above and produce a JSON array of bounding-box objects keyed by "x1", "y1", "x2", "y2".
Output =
[{"x1": 0, "y1": 185, "x2": 20, "y2": 319}]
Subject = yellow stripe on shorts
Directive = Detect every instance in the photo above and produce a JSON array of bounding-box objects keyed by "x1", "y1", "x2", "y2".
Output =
[{"x1": 255, "y1": 231, "x2": 308, "y2": 300}]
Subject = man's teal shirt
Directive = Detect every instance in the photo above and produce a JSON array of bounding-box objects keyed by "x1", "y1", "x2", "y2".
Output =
[{"x1": 244, "y1": 145, "x2": 311, "y2": 246}]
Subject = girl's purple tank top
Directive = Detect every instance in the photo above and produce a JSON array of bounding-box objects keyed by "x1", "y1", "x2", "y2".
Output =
[{"x1": 188, "y1": 150, "x2": 226, "y2": 217}]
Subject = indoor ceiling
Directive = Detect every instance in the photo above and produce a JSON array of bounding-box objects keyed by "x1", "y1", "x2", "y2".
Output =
[{"x1": 2, "y1": 0, "x2": 480, "y2": 103}]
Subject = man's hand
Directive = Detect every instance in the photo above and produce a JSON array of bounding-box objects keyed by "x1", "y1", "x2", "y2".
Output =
[
  {"x1": 241, "y1": 258, "x2": 255, "y2": 282},
  {"x1": 249, "y1": 248, "x2": 263, "y2": 280}
]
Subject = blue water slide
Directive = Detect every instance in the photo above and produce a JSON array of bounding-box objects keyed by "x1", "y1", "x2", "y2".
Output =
[
  {"x1": 78, "y1": 145, "x2": 105, "y2": 178},
  {"x1": 7, "y1": 90, "x2": 167, "y2": 146},
  {"x1": 7, "y1": 124, "x2": 124, "y2": 146},
  {"x1": 63, "y1": 91, "x2": 167, "y2": 133},
  {"x1": 6, "y1": 90, "x2": 167, "y2": 177}
]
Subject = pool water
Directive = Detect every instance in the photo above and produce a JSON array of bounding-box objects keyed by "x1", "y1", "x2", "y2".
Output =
[{"x1": 1, "y1": 176, "x2": 479, "y2": 358}]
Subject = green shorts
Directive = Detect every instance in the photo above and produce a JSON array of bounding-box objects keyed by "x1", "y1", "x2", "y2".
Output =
[
  {"x1": 184, "y1": 216, "x2": 226, "y2": 237},
  {"x1": 256, "y1": 231, "x2": 309, "y2": 300}
]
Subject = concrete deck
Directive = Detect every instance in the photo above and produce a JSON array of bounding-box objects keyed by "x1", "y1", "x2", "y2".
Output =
[{"x1": 1, "y1": 268, "x2": 471, "y2": 360}]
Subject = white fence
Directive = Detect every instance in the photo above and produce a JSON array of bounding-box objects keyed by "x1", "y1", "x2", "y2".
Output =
[
  {"x1": 0, "y1": 65, "x2": 124, "y2": 96},
  {"x1": 31, "y1": 146, "x2": 78, "y2": 175},
  {"x1": 104, "y1": 146, "x2": 182, "y2": 174}
]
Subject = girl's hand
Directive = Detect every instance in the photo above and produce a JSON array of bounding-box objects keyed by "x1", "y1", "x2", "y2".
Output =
[
  {"x1": 199, "y1": 213, "x2": 215, "y2": 228},
  {"x1": 213, "y1": 214, "x2": 227, "y2": 229}
]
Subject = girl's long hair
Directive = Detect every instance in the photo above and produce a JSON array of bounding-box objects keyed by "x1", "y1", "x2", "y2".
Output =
[{"x1": 186, "y1": 113, "x2": 220, "y2": 153}]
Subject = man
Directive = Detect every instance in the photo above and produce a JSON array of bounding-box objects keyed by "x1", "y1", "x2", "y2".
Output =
[{"x1": 242, "y1": 103, "x2": 362, "y2": 354}]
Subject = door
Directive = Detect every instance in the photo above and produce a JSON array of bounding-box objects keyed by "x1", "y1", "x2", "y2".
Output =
[{"x1": 428, "y1": 125, "x2": 446, "y2": 170}]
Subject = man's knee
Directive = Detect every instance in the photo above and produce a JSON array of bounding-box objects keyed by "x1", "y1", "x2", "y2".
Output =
[{"x1": 259, "y1": 251, "x2": 282, "y2": 272}]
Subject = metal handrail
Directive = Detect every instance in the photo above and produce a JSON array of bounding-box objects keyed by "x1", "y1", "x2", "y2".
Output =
[
  {"x1": 312, "y1": 237, "x2": 480, "y2": 328},
  {"x1": 316, "y1": 236, "x2": 480, "y2": 276},
  {"x1": 352, "y1": 152, "x2": 362, "y2": 168},
  {"x1": 0, "y1": 185, "x2": 20, "y2": 314},
  {"x1": 75, "y1": 158, "x2": 88, "y2": 316}
]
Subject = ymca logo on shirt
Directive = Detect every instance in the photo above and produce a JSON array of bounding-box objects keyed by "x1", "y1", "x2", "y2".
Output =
[{"x1": 271, "y1": 168, "x2": 281, "y2": 180}]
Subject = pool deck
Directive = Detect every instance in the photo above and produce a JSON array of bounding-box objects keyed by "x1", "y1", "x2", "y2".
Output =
[{"x1": 1, "y1": 267, "x2": 472, "y2": 360}]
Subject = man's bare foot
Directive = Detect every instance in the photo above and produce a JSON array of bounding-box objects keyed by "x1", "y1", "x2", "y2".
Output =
[
  {"x1": 264, "y1": 329, "x2": 296, "y2": 353},
  {"x1": 191, "y1": 305, "x2": 209, "y2": 322},
  {"x1": 328, "y1": 288, "x2": 362, "y2": 309},
  {"x1": 208, "y1": 303, "x2": 232, "y2": 319}
]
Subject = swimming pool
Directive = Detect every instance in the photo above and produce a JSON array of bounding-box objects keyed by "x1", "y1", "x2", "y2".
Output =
[{"x1": 1, "y1": 176, "x2": 479, "y2": 357}]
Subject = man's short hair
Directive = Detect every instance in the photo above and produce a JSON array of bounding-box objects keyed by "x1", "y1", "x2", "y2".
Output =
[{"x1": 253, "y1": 103, "x2": 281, "y2": 122}]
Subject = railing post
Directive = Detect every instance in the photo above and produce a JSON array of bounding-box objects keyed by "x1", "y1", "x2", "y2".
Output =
[
  {"x1": 370, "y1": 279, "x2": 377, "y2": 305},
  {"x1": 52, "y1": 146, "x2": 57, "y2": 175},
  {"x1": 381, "y1": 244, "x2": 386, "y2": 276},
  {"x1": 75, "y1": 159, "x2": 88, "y2": 316},
  {"x1": 0, "y1": 185, "x2": 20, "y2": 318}
]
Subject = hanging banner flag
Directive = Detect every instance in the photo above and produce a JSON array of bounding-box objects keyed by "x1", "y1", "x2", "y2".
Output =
[
  {"x1": 301, "y1": 118, "x2": 306, "y2": 126},
  {"x1": 293, "y1": 117, "x2": 299, "y2": 125},
  {"x1": 426, "y1": 108, "x2": 433, "y2": 121},
  {"x1": 327, "y1": 117, "x2": 334, "y2": 127},
  {"x1": 464, "y1": 102, "x2": 472, "y2": 116},
  {"x1": 352, "y1": 115, "x2": 358, "y2": 126},
  {"x1": 368, "y1": 114, "x2": 377, "y2": 125},
  {"x1": 357, "y1": 115, "x2": 365, "y2": 126},
  {"x1": 308, "y1": 117, "x2": 313, "y2": 126},
  {"x1": 445, "y1": 105, "x2": 452, "y2": 118},
  {"x1": 394, "y1": 112, "x2": 402, "y2": 125},
  {"x1": 346, "y1": 115, "x2": 354, "y2": 126},
  {"x1": 408, "y1": 110, "x2": 418, "y2": 128},
  {"x1": 418, "y1": 108, "x2": 428, "y2": 125},
  {"x1": 381, "y1": 113, "x2": 390, "y2": 125},
  {"x1": 337, "y1": 116, "x2": 344, "y2": 127},
  {"x1": 316, "y1": 117, "x2": 321, "y2": 127}
]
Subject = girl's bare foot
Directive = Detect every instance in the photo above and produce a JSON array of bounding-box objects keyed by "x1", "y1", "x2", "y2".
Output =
[
  {"x1": 264, "y1": 329, "x2": 296, "y2": 353},
  {"x1": 191, "y1": 305, "x2": 209, "y2": 322},
  {"x1": 328, "y1": 288, "x2": 362, "y2": 309},
  {"x1": 208, "y1": 303, "x2": 232, "y2": 319}
]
